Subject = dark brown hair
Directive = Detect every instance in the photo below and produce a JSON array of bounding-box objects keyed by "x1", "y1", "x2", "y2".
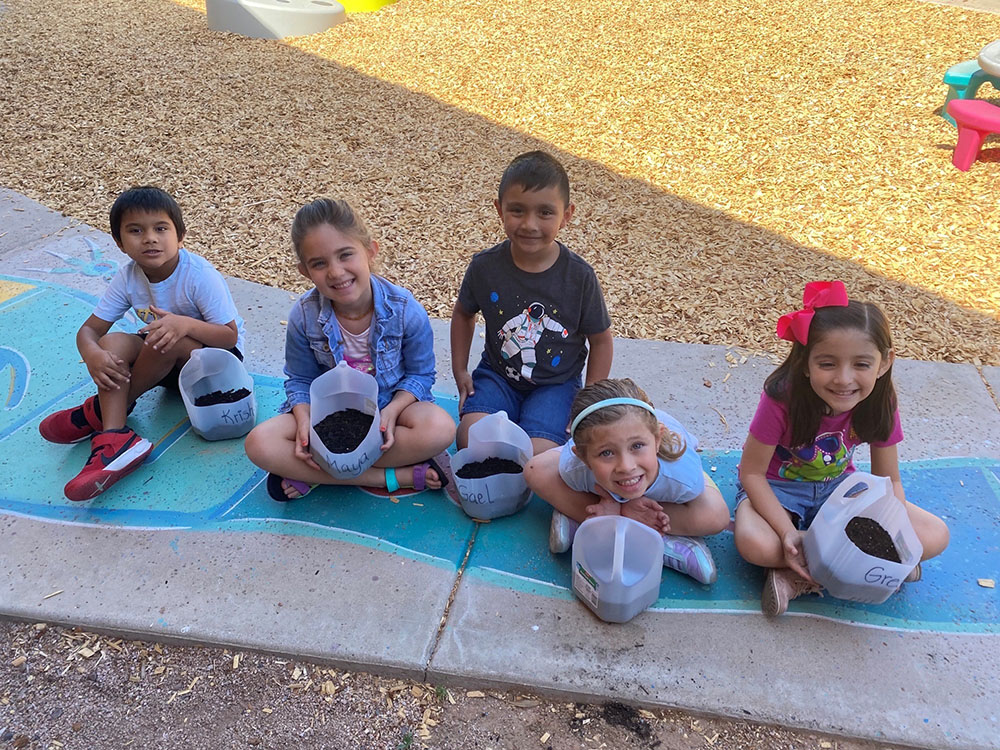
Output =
[
  {"x1": 498, "y1": 151, "x2": 570, "y2": 207},
  {"x1": 110, "y1": 186, "x2": 185, "y2": 243},
  {"x1": 765, "y1": 300, "x2": 897, "y2": 446}
]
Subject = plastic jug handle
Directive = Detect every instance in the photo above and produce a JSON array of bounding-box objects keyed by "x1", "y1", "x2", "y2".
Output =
[
  {"x1": 818, "y1": 471, "x2": 889, "y2": 524},
  {"x1": 612, "y1": 521, "x2": 626, "y2": 579}
]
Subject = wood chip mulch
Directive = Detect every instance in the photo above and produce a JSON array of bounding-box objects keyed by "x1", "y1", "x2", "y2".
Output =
[{"x1": 0, "y1": 0, "x2": 997, "y2": 364}]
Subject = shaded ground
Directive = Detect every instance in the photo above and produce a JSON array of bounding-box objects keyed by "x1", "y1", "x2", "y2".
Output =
[
  {"x1": 0, "y1": 0, "x2": 998, "y2": 363},
  {"x1": 0, "y1": 621, "x2": 900, "y2": 750}
]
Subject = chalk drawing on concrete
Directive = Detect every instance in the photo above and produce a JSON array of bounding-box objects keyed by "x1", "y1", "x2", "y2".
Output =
[
  {"x1": 23, "y1": 237, "x2": 119, "y2": 279},
  {"x1": 1, "y1": 275, "x2": 997, "y2": 634},
  {"x1": 0, "y1": 346, "x2": 29, "y2": 410}
]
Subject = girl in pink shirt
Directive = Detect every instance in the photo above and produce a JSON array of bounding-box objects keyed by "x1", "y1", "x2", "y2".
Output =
[{"x1": 733, "y1": 282, "x2": 949, "y2": 615}]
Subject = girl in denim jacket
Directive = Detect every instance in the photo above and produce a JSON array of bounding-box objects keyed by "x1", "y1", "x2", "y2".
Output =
[{"x1": 245, "y1": 199, "x2": 456, "y2": 500}]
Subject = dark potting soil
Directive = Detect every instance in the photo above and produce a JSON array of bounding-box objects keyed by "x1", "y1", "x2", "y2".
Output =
[
  {"x1": 193, "y1": 388, "x2": 251, "y2": 407},
  {"x1": 455, "y1": 457, "x2": 524, "y2": 479},
  {"x1": 314, "y1": 408, "x2": 374, "y2": 453},
  {"x1": 845, "y1": 516, "x2": 901, "y2": 563}
]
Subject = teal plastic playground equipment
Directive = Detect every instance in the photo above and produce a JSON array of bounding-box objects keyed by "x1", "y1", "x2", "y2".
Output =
[{"x1": 942, "y1": 56, "x2": 1000, "y2": 127}]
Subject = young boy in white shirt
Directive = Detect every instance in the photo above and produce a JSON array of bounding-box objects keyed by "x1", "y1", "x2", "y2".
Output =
[{"x1": 40, "y1": 186, "x2": 245, "y2": 501}]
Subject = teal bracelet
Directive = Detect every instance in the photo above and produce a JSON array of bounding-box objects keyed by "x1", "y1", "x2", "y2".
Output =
[{"x1": 384, "y1": 467, "x2": 400, "y2": 493}]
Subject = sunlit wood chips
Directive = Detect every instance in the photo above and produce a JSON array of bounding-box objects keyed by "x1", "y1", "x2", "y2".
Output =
[{"x1": 1, "y1": 0, "x2": 997, "y2": 363}]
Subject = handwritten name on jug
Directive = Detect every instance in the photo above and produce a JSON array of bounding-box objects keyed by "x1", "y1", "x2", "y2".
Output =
[
  {"x1": 221, "y1": 404, "x2": 254, "y2": 425},
  {"x1": 330, "y1": 452, "x2": 373, "y2": 476},
  {"x1": 461, "y1": 482, "x2": 496, "y2": 505},
  {"x1": 863, "y1": 566, "x2": 903, "y2": 589}
]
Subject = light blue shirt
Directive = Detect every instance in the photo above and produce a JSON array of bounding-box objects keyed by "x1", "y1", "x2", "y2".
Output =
[
  {"x1": 281, "y1": 274, "x2": 436, "y2": 413},
  {"x1": 558, "y1": 408, "x2": 705, "y2": 504}
]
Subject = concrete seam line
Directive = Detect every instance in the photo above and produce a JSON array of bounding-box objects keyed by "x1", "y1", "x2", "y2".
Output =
[
  {"x1": 423, "y1": 523, "x2": 479, "y2": 680},
  {"x1": 977, "y1": 365, "x2": 1000, "y2": 414}
]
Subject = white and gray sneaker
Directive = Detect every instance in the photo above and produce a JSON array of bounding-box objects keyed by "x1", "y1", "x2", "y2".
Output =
[
  {"x1": 549, "y1": 510, "x2": 580, "y2": 554},
  {"x1": 662, "y1": 534, "x2": 718, "y2": 584}
]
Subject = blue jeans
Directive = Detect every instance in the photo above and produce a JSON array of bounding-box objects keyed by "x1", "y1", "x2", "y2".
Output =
[
  {"x1": 462, "y1": 358, "x2": 581, "y2": 445},
  {"x1": 735, "y1": 473, "x2": 865, "y2": 530}
]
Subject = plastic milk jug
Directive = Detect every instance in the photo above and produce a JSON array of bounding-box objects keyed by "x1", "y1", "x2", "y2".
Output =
[
  {"x1": 571, "y1": 516, "x2": 664, "y2": 623},
  {"x1": 308, "y1": 361, "x2": 382, "y2": 479},
  {"x1": 178, "y1": 348, "x2": 257, "y2": 441},
  {"x1": 803, "y1": 472, "x2": 923, "y2": 604},
  {"x1": 452, "y1": 411, "x2": 533, "y2": 520}
]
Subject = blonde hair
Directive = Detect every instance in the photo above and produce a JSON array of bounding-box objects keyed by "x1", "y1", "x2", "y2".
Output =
[
  {"x1": 570, "y1": 378, "x2": 686, "y2": 461},
  {"x1": 290, "y1": 198, "x2": 374, "y2": 262}
]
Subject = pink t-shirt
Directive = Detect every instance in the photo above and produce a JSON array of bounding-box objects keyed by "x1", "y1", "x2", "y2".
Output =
[{"x1": 747, "y1": 392, "x2": 903, "y2": 482}]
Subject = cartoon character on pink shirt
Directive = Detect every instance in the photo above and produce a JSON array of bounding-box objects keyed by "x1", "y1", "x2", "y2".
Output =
[{"x1": 775, "y1": 431, "x2": 851, "y2": 481}]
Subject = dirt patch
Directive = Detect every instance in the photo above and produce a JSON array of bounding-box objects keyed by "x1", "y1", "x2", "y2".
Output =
[
  {"x1": 0, "y1": 0, "x2": 998, "y2": 365},
  {"x1": 600, "y1": 701, "x2": 654, "y2": 741},
  {"x1": 0, "y1": 620, "x2": 913, "y2": 750},
  {"x1": 846, "y1": 516, "x2": 902, "y2": 562}
]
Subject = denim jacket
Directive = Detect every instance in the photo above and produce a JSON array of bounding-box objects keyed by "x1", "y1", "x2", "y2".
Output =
[{"x1": 281, "y1": 275, "x2": 436, "y2": 413}]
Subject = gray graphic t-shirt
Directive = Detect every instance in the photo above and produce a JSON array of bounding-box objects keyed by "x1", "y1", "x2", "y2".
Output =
[{"x1": 457, "y1": 241, "x2": 610, "y2": 390}]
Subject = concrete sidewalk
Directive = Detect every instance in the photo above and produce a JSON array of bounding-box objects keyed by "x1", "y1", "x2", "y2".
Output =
[{"x1": 1, "y1": 188, "x2": 998, "y2": 750}]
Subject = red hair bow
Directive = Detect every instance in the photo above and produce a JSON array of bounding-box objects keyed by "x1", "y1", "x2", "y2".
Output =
[{"x1": 776, "y1": 281, "x2": 849, "y2": 345}]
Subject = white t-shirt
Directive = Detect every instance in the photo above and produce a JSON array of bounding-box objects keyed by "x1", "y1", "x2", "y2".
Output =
[
  {"x1": 558, "y1": 408, "x2": 706, "y2": 504},
  {"x1": 93, "y1": 248, "x2": 245, "y2": 352}
]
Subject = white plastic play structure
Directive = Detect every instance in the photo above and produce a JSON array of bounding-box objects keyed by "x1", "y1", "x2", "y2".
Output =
[
  {"x1": 206, "y1": 0, "x2": 346, "y2": 40},
  {"x1": 978, "y1": 39, "x2": 1000, "y2": 78}
]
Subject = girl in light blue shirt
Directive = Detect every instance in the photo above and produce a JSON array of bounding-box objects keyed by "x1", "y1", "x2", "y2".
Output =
[
  {"x1": 525, "y1": 378, "x2": 730, "y2": 584},
  {"x1": 245, "y1": 199, "x2": 456, "y2": 500}
]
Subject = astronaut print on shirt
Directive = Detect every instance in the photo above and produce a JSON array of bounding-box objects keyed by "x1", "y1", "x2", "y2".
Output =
[{"x1": 498, "y1": 301, "x2": 569, "y2": 382}]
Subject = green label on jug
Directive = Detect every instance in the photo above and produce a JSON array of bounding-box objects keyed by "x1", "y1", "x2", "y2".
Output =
[{"x1": 574, "y1": 563, "x2": 599, "y2": 610}]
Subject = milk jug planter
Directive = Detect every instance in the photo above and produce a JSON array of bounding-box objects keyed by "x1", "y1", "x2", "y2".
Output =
[
  {"x1": 571, "y1": 516, "x2": 664, "y2": 623},
  {"x1": 803, "y1": 471, "x2": 923, "y2": 604},
  {"x1": 178, "y1": 348, "x2": 256, "y2": 441},
  {"x1": 308, "y1": 361, "x2": 382, "y2": 479},
  {"x1": 452, "y1": 411, "x2": 533, "y2": 520}
]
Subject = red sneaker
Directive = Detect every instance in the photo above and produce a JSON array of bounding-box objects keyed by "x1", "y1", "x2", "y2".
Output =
[
  {"x1": 63, "y1": 428, "x2": 152, "y2": 501},
  {"x1": 39, "y1": 395, "x2": 102, "y2": 443}
]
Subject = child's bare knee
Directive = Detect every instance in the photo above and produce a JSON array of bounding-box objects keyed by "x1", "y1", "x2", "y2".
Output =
[
  {"x1": 244, "y1": 423, "x2": 271, "y2": 463},
  {"x1": 706, "y1": 501, "x2": 732, "y2": 534},
  {"x1": 923, "y1": 515, "x2": 950, "y2": 558},
  {"x1": 428, "y1": 409, "x2": 457, "y2": 441},
  {"x1": 98, "y1": 331, "x2": 141, "y2": 360},
  {"x1": 523, "y1": 458, "x2": 543, "y2": 488},
  {"x1": 733, "y1": 530, "x2": 763, "y2": 564}
]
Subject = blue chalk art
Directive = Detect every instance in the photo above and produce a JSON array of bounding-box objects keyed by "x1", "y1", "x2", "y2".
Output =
[{"x1": 1, "y1": 276, "x2": 997, "y2": 633}]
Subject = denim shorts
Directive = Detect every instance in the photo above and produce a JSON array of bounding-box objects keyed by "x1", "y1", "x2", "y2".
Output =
[
  {"x1": 462, "y1": 358, "x2": 581, "y2": 445},
  {"x1": 735, "y1": 473, "x2": 862, "y2": 530}
]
